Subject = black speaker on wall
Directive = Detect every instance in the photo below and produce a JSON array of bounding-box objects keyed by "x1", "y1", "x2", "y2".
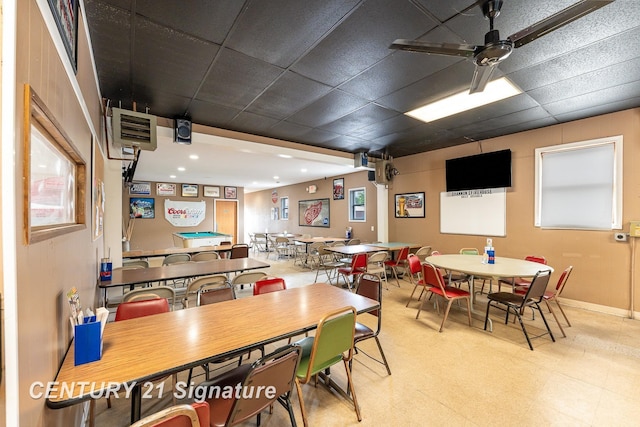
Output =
[
  {"x1": 368, "y1": 170, "x2": 375, "y2": 181},
  {"x1": 174, "y1": 118, "x2": 192, "y2": 144}
]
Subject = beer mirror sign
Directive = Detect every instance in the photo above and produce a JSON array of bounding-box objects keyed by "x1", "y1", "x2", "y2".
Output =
[{"x1": 395, "y1": 192, "x2": 425, "y2": 218}]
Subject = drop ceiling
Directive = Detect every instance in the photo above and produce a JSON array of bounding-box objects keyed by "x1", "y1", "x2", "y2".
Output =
[{"x1": 84, "y1": 0, "x2": 640, "y2": 190}]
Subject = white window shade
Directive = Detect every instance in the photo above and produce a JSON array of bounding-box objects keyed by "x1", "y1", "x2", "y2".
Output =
[{"x1": 535, "y1": 136, "x2": 622, "y2": 230}]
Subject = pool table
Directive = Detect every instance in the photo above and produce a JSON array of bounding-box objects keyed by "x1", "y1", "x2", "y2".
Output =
[{"x1": 172, "y1": 231, "x2": 234, "y2": 248}]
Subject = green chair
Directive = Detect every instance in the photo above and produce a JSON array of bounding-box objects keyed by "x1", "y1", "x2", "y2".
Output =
[{"x1": 294, "y1": 306, "x2": 361, "y2": 427}]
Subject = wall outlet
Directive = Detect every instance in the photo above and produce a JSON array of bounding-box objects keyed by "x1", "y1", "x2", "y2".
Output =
[
  {"x1": 371, "y1": 225, "x2": 374, "y2": 231},
  {"x1": 614, "y1": 232, "x2": 628, "y2": 242}
]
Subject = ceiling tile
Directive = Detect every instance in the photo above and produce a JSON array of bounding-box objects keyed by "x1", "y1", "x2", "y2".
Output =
[
  {"x1": 286, "y1": 90, "x2": 369, "y2": 128},
  {"x1": 318, "y1": 104, "x2": 399, "y2": 134}
]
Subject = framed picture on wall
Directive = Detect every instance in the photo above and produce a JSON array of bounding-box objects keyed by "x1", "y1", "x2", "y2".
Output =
[
  {"x1": 156, "y1": 183, "x2": 176, "y2": 196},
  {"x1": 395, "y1": 192, "x2": 425, "y2": 218},
  {"x1": 130, "y1": 197, "x2": 155, "y2": 219},
  {"x1": 47, "y1": 0, "x2": 79, "y2": 72},
  {"x1": 203, "y1": 186, "x2": 220, "y2": 197},
  {"x1": 224, "y1": 186, "x2": 237, "y2": 199},
  {"x1": 333, "y1": 178, "x2": 344, "y2": 200},
  {"x1": 299, "y1": 198, "x2": 330, "y2": 227},
  {"x1": 181, "y1": 184, "x2": 199, "y2": 197}
]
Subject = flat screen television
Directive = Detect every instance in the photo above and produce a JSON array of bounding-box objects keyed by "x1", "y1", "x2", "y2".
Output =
[{"x1": 445, "y1": 149, "x2": 511, "y2": 192}]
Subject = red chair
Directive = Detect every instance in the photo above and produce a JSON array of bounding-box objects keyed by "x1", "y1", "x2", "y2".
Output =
[
  {"x1": 499, "y1": 255, "x2": 547, "y2": 291},
  {"x1": 405, "y1": 254, "x2": 429, "y2": 307},
  {"x1": 337, "y1": 253, "x2": 367, "y2": 290},
  {"x1": 384, "y1": 246, "x2": 409, "y2": 287},
  {"x1": 253, "y1": 277, "x2": 287, "y2": 295},
  {"x1": 417, "y1": 262, "x2": 472, "y2": 332},
  {"x1": 114, "y1": 298, "x2": 169, "y2": 321},
  {"x1": 130, "y1": 402, "x2": 210, "y2": 427},
  {"x1": 515, "y1": 266, "x2": 573, "y2": 337}
]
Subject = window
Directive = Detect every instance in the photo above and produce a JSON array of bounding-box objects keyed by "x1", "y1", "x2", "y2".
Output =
[
  {"x1": 535, "y1": 136, "x2": 622, "y2": 230},
  {"x1": 24, "y1": 85, "x2": 86, "y2": 243},
  {"x1": 349, "y1": 187, "x2": 366, "y2": 222},
  {"x1": 280, "y1": 197, "x2": 289, "y2": 220}
]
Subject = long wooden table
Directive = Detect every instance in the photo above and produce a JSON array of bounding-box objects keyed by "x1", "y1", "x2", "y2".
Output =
[
  {"x1": 123, "y1": 245, "x2": 232, "y2": 260},
  {"x1": 47, "y1": 283, "x2": 379, "y2": 422},
  {"x1": 100, "y1": 258, "x2": 270, "y2": 304}
]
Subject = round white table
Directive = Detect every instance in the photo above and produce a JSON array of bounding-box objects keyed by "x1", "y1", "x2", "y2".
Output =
[{"x1": 424, "y1": 254, "x2": 553, "y2": 309}]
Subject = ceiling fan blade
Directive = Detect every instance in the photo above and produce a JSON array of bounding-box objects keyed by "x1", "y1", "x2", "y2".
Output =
[
  {"x1": 469, "y1": 64, "x2": 498, "y2": 94},
  {"x1": 508, "y1": 0, "x2": 614, "y2": 48},
  {"x1": 390, "y1": 39, "x2": 477, "y2": 58}
]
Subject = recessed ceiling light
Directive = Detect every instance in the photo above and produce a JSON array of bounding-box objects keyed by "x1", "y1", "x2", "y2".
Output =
[
  {"x1": 273, "y1": 176, "x2": 279, "y2": 180},
  {"x1": 177, "y1": 167, "x2": 186, "y2": 171},
  {"x1": 301, "y1": 168, "x2": 307, "y2": 172},
  {"x1": 170, "y1": 175, "x2": 176, "y2": 179},
  {"x1": 189, "y1": 154, "x2": 199, "y2": 160},
  {"x1": 406, "y1": 77, "x2": 521, "y2": 123},
  {"x1": 278, "y1": 154, "x2": 293, "y2": 159}
]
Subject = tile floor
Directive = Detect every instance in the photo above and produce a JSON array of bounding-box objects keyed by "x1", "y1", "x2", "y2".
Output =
[{"x1": 95, "y1": 250, "x2": 640, "y2": 426}]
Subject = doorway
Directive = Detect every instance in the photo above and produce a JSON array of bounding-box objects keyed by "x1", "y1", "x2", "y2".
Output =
[{"x1": 214, "y1": 199, "x2": 238, "y2": 244}]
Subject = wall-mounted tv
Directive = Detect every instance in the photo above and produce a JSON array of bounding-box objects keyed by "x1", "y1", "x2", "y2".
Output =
[{"x1": 445, "y1": 149, "x2": 512, "y2": 192}]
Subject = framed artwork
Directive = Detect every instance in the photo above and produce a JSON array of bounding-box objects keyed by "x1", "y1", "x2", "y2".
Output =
[
  {"x1": 271, "y1": 207, "x2": 279, "y2": 220},
  {"x1": 299, "y1": 198, "x2": 330, "y2": 227},
  {"x1": 129, "y1": 181, "x2": 151, "y2": 195},
  {"x1": 47, "y1": 0, "x2": 79, "y2": 72},
  {"x1": 395, "y1": 192, "x2": 425, "y2": 218},
  {"x1": 204, "y1": 186, "x2": 220, "y2": 197},
  {"x1": 224, "y1": 186, "x2": 237, "y2": 199},
  {"x1": 156, "y1": 183, "x2": 176, "y2": 196},
  {"x1": 181, "y1": 184, "x2": 198, "y2": 197},
  {"x1": 333, "y1": 178, "x2": 344, "y2": 200},
  {"x1": 130, "y1": 197, "x2": 155, "y2": 219}
]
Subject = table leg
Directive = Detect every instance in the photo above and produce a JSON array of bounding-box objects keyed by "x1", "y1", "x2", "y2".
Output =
[{"x1": 130, "y1": 383, "x2": 141, "y2": 424}]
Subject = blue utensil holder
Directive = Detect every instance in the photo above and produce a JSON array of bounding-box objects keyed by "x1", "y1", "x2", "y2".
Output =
[{"x1": 74, "y1": 320, "x2": 102, "y2": 366}]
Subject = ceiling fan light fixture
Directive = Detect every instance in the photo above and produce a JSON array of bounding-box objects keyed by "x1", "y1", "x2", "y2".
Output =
[{"x1": 405, "y1": 77, "x2": 521, "y2": 123}]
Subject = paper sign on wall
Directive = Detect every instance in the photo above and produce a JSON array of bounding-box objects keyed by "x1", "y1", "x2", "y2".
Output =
[{"x1": 164, "y1": 199, "x2": 206, "y2": 227}]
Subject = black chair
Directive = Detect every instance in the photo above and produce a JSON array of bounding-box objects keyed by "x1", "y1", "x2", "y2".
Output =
[
  {"x1": 484, "y1": 270, "x2": 555, "y2": 350},
  {"x1": 351, "y1": 274, "x2": 391, "y2": 375}
]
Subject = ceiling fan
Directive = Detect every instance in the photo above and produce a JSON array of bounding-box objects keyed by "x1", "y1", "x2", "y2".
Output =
[{"x1": 390, "y1": 0, "x2": 613, "y2": 93}]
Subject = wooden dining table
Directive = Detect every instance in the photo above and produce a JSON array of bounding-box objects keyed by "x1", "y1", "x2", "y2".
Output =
[
  {"x1": 47, "y1": 283, "x2": 379, "y2": 422},
  {"x1": 100, "y1": 258, "x2": 270, "y2": 305}
]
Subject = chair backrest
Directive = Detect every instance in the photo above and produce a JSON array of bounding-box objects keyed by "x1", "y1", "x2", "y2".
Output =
[
  {"x1": 184, "y1": 275, "x2": 229, "y2": 308},
  {"x1": 230, "y1": 243, "x2": 249, "y2": 259},
  {"x1": 198, "y1": 345, "x2": 302, "y2": 426},
  {"x1": 520, "y1": 270, "x2": 552, "y2": 306},
  {"x1": 308, "y1": 241, "x2": 324, "y2": 255},
  {"x1": 253, "y1": 277, "x2": 287, "y2": 295},
  {"x1": 115, "y1": 297, "x2": 170, "y2": 321},
  {"x1": 525, "y1": 255, "x2": 547, "y2": 264},
  {"x1": 300, "y1": 306, "x2": 357, "y2": 381},
  {"x1": 219, "y1": 241, "x2": 232, "y2": 246},
  {"x1": 347, "y1": 239, "x2": 361, "y2": 246},
  {"x1": 422, "y1": 262, "x2": 448, "y2": 294},
  {"x1": 130, "y1": 402, "x2": 210, "y2": 427},
  {"x1": 191, "y1": 251, "x2": 220, "y2": 262},
  {"x1": 163, "y1": 253, "x2": 192, "y2": 265},
  {"x1": 123, "y1": 260, "x2": 149, "y2": 268},
  {"x1": 123, "y1": 286, "x2": 176, "y2": 309},
  {"x1": 407, "y1": 253, "x2": 422, "y2": 275},
  {"x1": 356, "y1": 274, "x2": 382, "y2": 319},
  {"x1": 414, "y1": 246, "x2": 432, "y2": 261},
  {"x1": 275, "y1": 236, "x2": 290, "y2": 244},
  {"x1": 552, "y1": 266, "x2": 573, "y2": 296},
  {"x1": 197, "y1": 283, "x2": 235, "y2": 306},
  {"x1": 331, "y1": 241, "x2": 345, "y2": 247},
  {"x1": 430, "y1": 250, "x2": 441, "y2": 256},
  {"x1": 367, "y1": 251, "x2": 388, "y2": 265},
  {"x1": 231, "y1": 271, "x2": 268, "y2": 287},
  {"x1": 396, "y1": 246, "x2": 410, "y2": 262},
  {"x1": 459, "y1": 248, "x2": 479, "y2": 255},
  {"x1": 351, "y1": 253, "x2": 367, "y2": 270}
]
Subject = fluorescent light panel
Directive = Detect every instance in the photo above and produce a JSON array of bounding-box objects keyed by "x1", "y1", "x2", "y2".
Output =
[{"x1": 406, "y1": 77, "x2": 522, "y2": 123}]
